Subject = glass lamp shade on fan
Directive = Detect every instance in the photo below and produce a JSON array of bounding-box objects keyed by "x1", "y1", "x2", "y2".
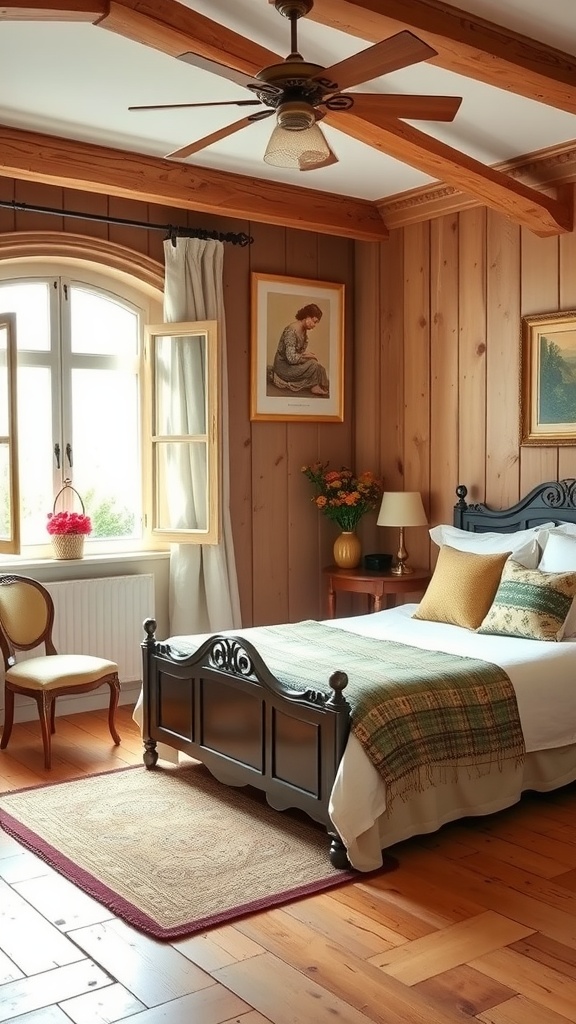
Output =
[{"x1": 263, "y1": 123, "x2": 331, "y2": 169}]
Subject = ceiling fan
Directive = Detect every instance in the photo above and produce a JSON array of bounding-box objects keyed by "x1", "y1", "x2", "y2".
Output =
[{"x1": 129, "y1": 0, "x2": 463, "y2": 171}]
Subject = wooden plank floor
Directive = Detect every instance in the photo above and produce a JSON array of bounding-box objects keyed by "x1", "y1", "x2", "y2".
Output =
[{"x1": 2, "y1": 706, "x2": 576, "y2": 1022}]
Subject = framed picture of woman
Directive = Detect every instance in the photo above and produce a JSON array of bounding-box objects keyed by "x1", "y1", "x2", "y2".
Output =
[{"x1": 250, "y1": 273, "x2": 345, "y2": 422}]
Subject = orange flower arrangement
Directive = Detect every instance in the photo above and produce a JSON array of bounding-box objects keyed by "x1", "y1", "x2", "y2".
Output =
[{"x1": 302, "y1": 461, "x2": 383, "y2": 531}]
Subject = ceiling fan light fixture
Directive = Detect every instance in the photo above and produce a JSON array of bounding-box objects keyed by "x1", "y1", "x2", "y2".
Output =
[{"x1": 263, "y1": 122, "x2": 331, "y2": 169}]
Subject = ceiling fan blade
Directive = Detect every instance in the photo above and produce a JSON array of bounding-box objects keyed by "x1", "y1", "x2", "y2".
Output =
[
  {"x1": 129, "y1": 100, "x2": 262, "y2": 112},
  {"x1": 178, "y1": 52, "x2": 268, "y2": 92},
  {"x1": 315, "y1": 31, "x2": 437, "y2": 92},
  {"x1": 349, "y1": 94, "x2": 462, "y2": 123},
  {"x1": 165, "y1": 111, "x2": 273, "y2": 161}
]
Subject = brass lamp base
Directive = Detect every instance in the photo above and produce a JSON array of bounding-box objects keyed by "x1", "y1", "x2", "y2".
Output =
[
  {"x1": 391, "y1": 561, "x2": 414, "y2": 576},
  {"x1": 391, "y1": 525, "x2": 413, "y2": 575}
]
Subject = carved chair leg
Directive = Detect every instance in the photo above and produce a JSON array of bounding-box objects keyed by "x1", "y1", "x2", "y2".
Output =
[
  {"x1": 108, "y1": 677, "x2": 121, "y2": 746},
  {"x1": 50, "y1": 698, "x2": 57, "y2": 735},
  {"x1": 0, "y1": 686, "x2": 14, "y2": 749},
  {"x1": 37, "y1": 692, "x2": 54, "y2": 769}
]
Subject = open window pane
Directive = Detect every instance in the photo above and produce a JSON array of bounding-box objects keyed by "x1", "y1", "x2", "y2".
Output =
[
  {"x1": 0, "y1": 315, "x2": 19, "y2": 552},
  {"x1": 146, "y1": 320, "x2": 219, "y2": 544}
]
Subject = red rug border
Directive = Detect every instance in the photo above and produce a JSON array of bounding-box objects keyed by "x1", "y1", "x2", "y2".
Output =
[{"x1": 0, "y1": 765, "x2": 396, "y2": 940}]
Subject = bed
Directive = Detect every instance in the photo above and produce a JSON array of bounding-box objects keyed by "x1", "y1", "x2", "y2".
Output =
[{"x1": 140, "y1": 479, "x2": 576, "y2": 871}]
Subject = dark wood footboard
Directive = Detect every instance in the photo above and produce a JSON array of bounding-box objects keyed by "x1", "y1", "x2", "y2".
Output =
[{"x1": 141, "y1": 619, "x2": 352, "y2": 867}]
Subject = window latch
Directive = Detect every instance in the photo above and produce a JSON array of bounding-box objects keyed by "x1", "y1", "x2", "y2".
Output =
[
  {"x1": 65, "y1": 442, "x2": 73, "y2": 468},
  {"x1": 53, "y1": 443, "x2": 61, "y2": 469}
]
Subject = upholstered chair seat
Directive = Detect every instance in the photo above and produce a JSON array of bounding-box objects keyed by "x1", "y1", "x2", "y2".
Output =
[
  {"x1": 6, "y1": 654, "x2": 118, "y2": 690},
  {"x1": 0, "y1": 574, "x2": 121, "y2": 768}
]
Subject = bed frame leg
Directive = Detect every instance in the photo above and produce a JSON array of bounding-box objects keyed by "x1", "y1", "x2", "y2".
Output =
[
  {"x1": 329, "y1": 834, "x2": 351, "y2": 870},
  {"x1": 143, "y1": 738, "x2": 158, "y2": 769}
]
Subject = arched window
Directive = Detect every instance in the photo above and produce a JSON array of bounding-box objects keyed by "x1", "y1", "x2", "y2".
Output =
[
  {"x1": 0, "y1": 237, "x2": 163, "y2": 556},
  {"x1": 0, "y1": 235, "x2": 220, "y2": 558}
]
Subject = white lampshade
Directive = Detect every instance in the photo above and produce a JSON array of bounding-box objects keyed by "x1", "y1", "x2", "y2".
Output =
[
  {"x1": 263, "y1": 123, "x2": 331, "y2": 169},
  {"x1": 377, "y1": 491, "x2": 428, "y2": 528}
]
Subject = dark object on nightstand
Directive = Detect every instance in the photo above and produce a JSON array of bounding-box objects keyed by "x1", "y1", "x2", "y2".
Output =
[{"x1": 364, "y1": 553, "x2": 392, "y2": 572}]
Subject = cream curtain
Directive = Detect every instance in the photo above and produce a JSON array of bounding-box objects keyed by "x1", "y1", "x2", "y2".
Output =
[{"x1": 163, "y1": 237, "x2": 241, "y2": 635}]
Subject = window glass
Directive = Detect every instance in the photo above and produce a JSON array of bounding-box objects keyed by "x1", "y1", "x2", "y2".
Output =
[
  {"x1": 70, "y1": 286, "x2": 139, "y2": 357},
  {"x1": 155, "y1": 441, "x2": 208, "y2": 531},
  {"x1": 154, "y1": 333, "x2": 207, "y2": 436},
  {"x1": 17, "y1": 366, "x2": 54, "y2": 546},
  {"x1": 0, "y1": 281, "x2": 51, "y2": 351},
  {"x1": 71, "y1": 368, "x2": 140, "y2": 539}
]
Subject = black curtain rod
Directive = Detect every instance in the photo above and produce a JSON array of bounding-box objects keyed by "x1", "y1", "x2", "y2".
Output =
[{"x1": 0, "y1": 199, "x2": 254, "y2": 246}]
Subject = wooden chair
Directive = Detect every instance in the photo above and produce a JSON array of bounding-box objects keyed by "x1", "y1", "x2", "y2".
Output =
[{"x1": 0, "y1": 574, "x2": 121, "y2": 768}]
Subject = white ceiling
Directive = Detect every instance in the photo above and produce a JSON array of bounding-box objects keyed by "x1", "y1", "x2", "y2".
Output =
[{"x1": 1, "y1": 0, "x2": 576, "y2": 203}]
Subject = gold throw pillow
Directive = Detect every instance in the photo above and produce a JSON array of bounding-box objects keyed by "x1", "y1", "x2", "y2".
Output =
[{"x1": 413, "y1": 545, "x2": 511, "y2": 630}]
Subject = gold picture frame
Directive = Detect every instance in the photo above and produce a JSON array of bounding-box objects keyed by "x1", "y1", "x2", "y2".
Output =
[
  {"x1": 521, "y1": 309, "x2": 576, "y2": 446},
  {"x1": 250, "y1": 272, "x2": 345, "y2": 422}
]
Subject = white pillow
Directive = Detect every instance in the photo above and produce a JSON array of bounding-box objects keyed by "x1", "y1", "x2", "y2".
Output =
[
  {"x1": 429, "y1": 523, "x2": 554, "y2": 569},
  {"x1": 538, "y1": 522, "x2": 576, "y2": 553},
  {"x1": 539, "y1": 532, "x2": 576, "y2": 637}
]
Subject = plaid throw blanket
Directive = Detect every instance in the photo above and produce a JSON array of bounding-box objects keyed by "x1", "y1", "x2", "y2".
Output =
[{"x1": 195, "y1": 620, "x2": 526, "y2": 806}]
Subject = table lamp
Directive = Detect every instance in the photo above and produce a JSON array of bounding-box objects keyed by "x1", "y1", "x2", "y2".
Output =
[{"x1": 377, "y1": 491, "x2": 428, "y2": 575}]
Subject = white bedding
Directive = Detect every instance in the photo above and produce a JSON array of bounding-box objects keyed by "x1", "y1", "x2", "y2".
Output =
[
  {"x1": 326, "y1": 604, "x2": 576, "y2": 870},
  {"x1": 135, "y1": 605, "x2": 576, "y2": 873},
  {"x1": 327, "y1": 603, "x2": 576, "y2": 753}
]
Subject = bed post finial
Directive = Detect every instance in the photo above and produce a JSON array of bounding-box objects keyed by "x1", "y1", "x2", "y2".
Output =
[{"x1": 455, "y1": 484, "x2": 468, "y2": 510}]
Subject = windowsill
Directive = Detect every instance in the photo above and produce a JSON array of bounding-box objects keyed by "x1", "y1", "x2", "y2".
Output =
[{"x1": 0, "y1": 549, "x2": 170, "y2": 573}]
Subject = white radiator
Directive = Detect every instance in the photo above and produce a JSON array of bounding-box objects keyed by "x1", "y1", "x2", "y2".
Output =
[{"x1": 44, "y1": 574, "x2": 155, "y2": 684}]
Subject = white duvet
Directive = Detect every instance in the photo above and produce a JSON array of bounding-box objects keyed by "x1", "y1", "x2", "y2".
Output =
[{"x1": 327, "y1": 604, "x2": 576, "y2": 870}]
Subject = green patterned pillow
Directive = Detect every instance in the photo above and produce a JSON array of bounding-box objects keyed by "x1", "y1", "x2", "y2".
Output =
[{"x1": 477, "y1": 559, "x2": 576, "y2": 641}]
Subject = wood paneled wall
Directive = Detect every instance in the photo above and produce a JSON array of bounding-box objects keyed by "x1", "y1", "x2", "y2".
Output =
[
  {"x1": 5, "y1": 173, "x2": 576, "y2": 628},
  {"x1": 355, "y1": 184, "x2": 576, "y2": 574},
  {"x1": 0, "y1": 176, "x2": 355, "y2": 628}
]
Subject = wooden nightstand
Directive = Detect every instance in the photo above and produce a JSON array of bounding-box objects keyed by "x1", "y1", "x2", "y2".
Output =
[{"x1": 322, "y1": 565, "x2": 431, "y2": 618}]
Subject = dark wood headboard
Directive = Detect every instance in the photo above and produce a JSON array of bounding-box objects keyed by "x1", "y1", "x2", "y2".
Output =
[{"x1": 453, "y1": 479, "x2": 576, "y2": 533}]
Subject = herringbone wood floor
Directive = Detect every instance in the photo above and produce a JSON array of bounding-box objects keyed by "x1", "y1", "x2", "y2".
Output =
[{"x1": 2, "y1": 706, "x2": 576, "y2": 1023}]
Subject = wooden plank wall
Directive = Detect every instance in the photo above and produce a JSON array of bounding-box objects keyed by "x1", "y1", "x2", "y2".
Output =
[
  {"x1": 0, "y1": 176, "x2": 355, "y2": 628},
  {"x1": 355, "y1": 183, "x2": 576, "y2": 575},
  {"x1": 6, "y1": 173, "x2": 576, "y2": 628}
]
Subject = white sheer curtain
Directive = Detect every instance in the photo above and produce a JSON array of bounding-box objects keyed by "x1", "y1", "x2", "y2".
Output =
[{"x1": 163, "y1": 237, "x2": 241, "y2": 636}]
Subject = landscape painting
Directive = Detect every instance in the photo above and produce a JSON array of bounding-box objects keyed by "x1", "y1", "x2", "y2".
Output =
[{"x1": 521, "y1": 310, "x2": 576, "y2": 445}]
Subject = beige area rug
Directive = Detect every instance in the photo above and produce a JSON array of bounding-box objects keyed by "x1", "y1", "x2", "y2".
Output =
[{"x1": 0, "y1": 763, "x2": 395, "y2": 940}]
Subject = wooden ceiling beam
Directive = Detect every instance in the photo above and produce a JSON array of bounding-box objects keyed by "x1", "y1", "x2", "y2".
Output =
[
  {"x1": 311, "y1": 0, "x2": 576, "y2": 116},
  {"x1": 0, "y1": 124, "x2": 388, "y2": 242},
  {"x1": 327, "y1": 111, "x2": 573, "y2": 236},
  {"x1": 96, "y1": 1, "x2": 280, "y2": 70},
  {"x1": 0, "y1": 0, "x2": 104, "y2": 17}
]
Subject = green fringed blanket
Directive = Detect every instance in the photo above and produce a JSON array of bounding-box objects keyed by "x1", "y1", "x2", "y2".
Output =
[{"x1": 176, "y1": 620, "x2": 526, "y2": 806}]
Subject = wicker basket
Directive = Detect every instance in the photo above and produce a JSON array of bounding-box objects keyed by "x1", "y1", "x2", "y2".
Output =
[
  {"x1": 51, "y1": 533, "x2": 85, "y2": 560},
  {"x1": 50, "y1": 481, "x2": 87, "y2": 560}
]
